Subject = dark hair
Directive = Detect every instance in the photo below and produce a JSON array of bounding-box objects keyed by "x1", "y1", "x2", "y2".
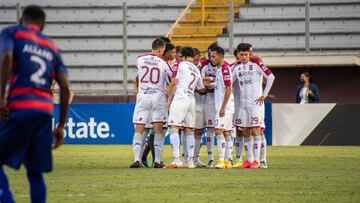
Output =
[
  {"x1": 163, "y1": 43, "x2": 175, "y2": 55},
  {"x1": 22, "y1": 5, "x2": 46, "y2": 24},
  {"x1": 160, "y1": 36, "x2": 171, "y2": 43},
  {"x1": 301, "y1": 71, "x2": 313, "y2": 82},
  {"x1": 175, "y1": 46, "x2": 183, "y2": 54},
  {"x1": 237, "y1": 43, "x2": 251, "y2": 52},
  {"x1": 152, "y1": 38, "x2": 166, "y2": 50},
  {"x1": 207, "y1": 42, "x2": 218, "y2": 51},
  {"x1": 210, "y1": 46, "x2": 225, "y2": 56},
  {"x1": 181, "y1": 46, "x2": 195, "y2": 58},
  {"x1": 233, "y1": 49, "x2": 238, "y2": 57},
  {"x1": 193, "y1": 48, "x2": 200, "y2": 56}
]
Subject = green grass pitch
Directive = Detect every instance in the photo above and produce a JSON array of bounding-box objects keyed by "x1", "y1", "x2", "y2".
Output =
[{"x1": 4, "y1": 145, "x2": 360, "y2": 203}]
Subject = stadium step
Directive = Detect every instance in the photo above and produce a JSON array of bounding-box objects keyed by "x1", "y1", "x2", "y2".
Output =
[
  {"x1": 190, "y1": 5, "x2": 239, "y2": 13},
  {"x1": 171, "y1": 34, "x2": 218, "y2": 42},
  {"x1": 179, "y1": 20, "x2": 228, "y2": 26},
  {"x1": 196, "y1": 0, "x2": 246, "y2": 5},
  {"x1": 185, "y1": 12, "x2": 230, "y2": 21},
  {"x1": 172, "y1": 40, "x2": 214, "y2": 50},
  {"x1": 173, "y1": 26, "x2": 225, "y2": 35}
]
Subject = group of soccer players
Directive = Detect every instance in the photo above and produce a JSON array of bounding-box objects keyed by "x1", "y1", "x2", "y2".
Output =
[{"x1": 131, "y1": 37, "x2": 275, "y2": 169}]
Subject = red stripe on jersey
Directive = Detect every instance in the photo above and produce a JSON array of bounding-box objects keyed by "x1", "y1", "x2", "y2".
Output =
[
  {"x1": 10, "y1": 75, "x2": 18, "y2": 84},
  {"x1": 250, "y1": 58, "x2": 272, "y2": 76},
  {"x1": 171, "y1": 62, "x2": 180, "y2": 78},
  {"x1": 14, "y1": 31, "x2": 58, "y2": 53},
  {"x1": 8, "y1": 100, "x2": 53, "y2": 113},
  {"x1": 221, "y1": 64, "x2": 232, "y2": 87},
  {"x1": 9, "y1": 87, "x2": 52, "y2": 99}
]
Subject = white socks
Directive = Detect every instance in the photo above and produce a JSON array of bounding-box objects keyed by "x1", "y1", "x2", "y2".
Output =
[
  {"x1": 194, "y1": 135, "x2": 202, "y2": 162},
  {"x1": 225, "y1": 135, "x2": 233, "y2": 161},
  {"x1": 260, "y1": 133, "x2": 267, "y2": 161},
  {"x1": 206, "y1": 128, "x2": 215, "y2": 161},
  {"x1": 181, "y1": 131, "x2": 188, "y2": 160},
  {"x1": 253, "y1": 135, "x2": 261, "y2": 162},
  {"x1": 186, "y1": 133, "x2": 195, "y2": 160},
  {"x1": 216, "y1": 134, "x2": 226, "y2": 161},
  {"x1": 133, "y1": 132, "x2": 144, "y2": 162},
  {"x1": 235, "y1": 136, "x2": 244, "y2": 162},
  {"x1": 154, "y1": 133, "x2": 164, "y2": 163},
  {"x1": 244, "y1": 136, "x2": 254, "y2": 163},
  {"x1": 169, "y1": 129, "x2": 180, "y2": 159}
]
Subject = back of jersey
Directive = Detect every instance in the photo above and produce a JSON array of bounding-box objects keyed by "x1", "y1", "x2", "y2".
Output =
[
  {"x1": 0, "y1": 24, "x2": 67, "y2": 115},
  {"x1": 136, "y1": 54, "x2": 171, "y2": 95},
  {"x1": 173, "y1": 60, "x2": 204, "y2": 97}
]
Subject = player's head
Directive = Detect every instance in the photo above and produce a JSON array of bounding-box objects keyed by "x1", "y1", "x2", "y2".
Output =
[
  {"x1": 193, "y1": 48, "x2": 201, "y2": 66},
  {"x1": 151, "y1": 38, "x2": 166, "y2": 56},
  {"x1": 233, "y1": 49, "x2": 239, "y2": 60},
  {"x1": 207, "y1": 42, "x2": 218, "y2": 60},
  {"x1": 175, "y1": 46, "x2": 183, "y2": 61},
  {"x1": 210, "y1": 46, "x2": 224, "y2": 66},
  {"x1": 163, "y1": 43, "x2": 176, "y2": 61},
  {"x1": 300, "y1": 71, "x2": 312, "y2": 83},
  {"x1": 181, "y1": 46, "x2": 195, "y2": 61},
  {"x1": 237, "y1": 43, "x2": 251, "y2": 64},
  {"x1": 21, "y1": 5, "x2": 46, "y2": 31},
  {"x1": 160, "y1": 36, "x2": 171, "y2": 43},
  {"x1": 247, "y1": 43, "x2": 254, "y2": 57}
]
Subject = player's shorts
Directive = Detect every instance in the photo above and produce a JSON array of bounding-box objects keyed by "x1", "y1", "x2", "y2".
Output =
[
  {"x1": 204, "y1": 93, "x2": 216, "y2": 128},
  {"x1": 0, "y1": 110, "x2": 53, "y2": 173},
  {"x1": 236, "y1": 105, "x2": 265, "y2": 128},
  {"x1": 133, "y1": 92, "x2": 166, "y2": 125},
  {"x1": 215, "y1": 109, "x2": 234, "y2": 131},
  {"x1": 168, "y1": 95, "x2": 196, "y2": 128},
  {"x1": 195, "y1": 103, "x2": 205, "y2": 130}
]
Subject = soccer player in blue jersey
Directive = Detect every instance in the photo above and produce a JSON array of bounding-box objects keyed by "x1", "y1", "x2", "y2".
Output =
[{"x1": 0, "y1": 5, "x2": 70, "y2": 203}]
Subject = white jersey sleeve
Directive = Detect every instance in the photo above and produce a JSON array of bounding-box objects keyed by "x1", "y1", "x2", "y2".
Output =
[{"x1": 252, "y1": 58, "x2": 275, "y2": 97}]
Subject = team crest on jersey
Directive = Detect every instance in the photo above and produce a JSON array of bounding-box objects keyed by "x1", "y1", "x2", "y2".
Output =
[{"x1": 249, "y1": 65, "x2": 253, "y2": 70}]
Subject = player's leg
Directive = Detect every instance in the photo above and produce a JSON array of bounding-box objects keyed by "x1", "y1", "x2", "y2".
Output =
[
  {"x1": 152, "y1": 122, "x2": 165, "y2": 168},
  {"x1": 206, "y1": 127, "x2": 215, "y2": 167},
  {"x1": 131, "y1": 124, "x2": 146, "y2": 168},
  {"x1": 224, "y1": 130, "x2": 233, "y2": 169},
  {"x1": 233, "y1": 127, "x2": 244, "y2": 168},
  {"x1": 250, "y1": 126, "x2": 262, "y2": 169},
  {"x1": 194, "y1": 129, "x2": 206, "y2": 168},
  {"x1": 26, "y1": 167, "x2": 46, "y2": 203},
  {"x1": 241, "y1": 127, "x2": 254, "y2": 168},
  {"x1": 0, "y1": 166, "x2": 15, "y2": 203},
  {"x1": 204, "y1": 98, "x2": 216, "y2": 167},
  {"x1": 214, "y1": 127, "x2": 226, "y2": 169},
  {"x1": 260, "y1": 128, "x2": 268, "y2": 168},
  {"x1": 180, "y1": 129, "x2": 188, "y2": 162},
  {"x1": 141, "y1": 128, "x2": 151, "y2": 167},
  {"x1": 184, "y1": 128, "x2": 196, "y2": 169}
]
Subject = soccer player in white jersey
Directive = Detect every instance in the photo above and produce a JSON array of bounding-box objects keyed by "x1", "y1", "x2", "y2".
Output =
[
  {"x1": 204, "y1": 46, "x2": 235, "y2": 169},
  {"x1": 166, "y1": 47, "x2": 206, "y2": 168},
  {"x1": 192, "y1": 48, "x2": 207, "y2": 167},
  {"x1": 200, "y1": 43, "x2": 219, "y2": 167},
  {"x1": 131, "y1": 38, "x2": 172, "y2": 168},
  {"x1": 232, "y1": 43, "x2": 275, "y2": 169}
]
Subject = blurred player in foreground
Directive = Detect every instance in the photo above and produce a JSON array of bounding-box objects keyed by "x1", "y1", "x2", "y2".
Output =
[{"x1": 0, "y1": 5, "x2": 70, "y2": 202}]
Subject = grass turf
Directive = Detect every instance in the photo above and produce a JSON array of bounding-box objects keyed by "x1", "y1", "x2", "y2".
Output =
[{"x1": 4, "y1": 145, "x2": 360, "y2": 203}]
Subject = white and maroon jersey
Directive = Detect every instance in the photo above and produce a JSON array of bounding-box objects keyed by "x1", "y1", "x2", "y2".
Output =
[
  {"x1": 232, "y1": 58, "x2": 274, "y2": 108},
  {"x1": 200, "y1": 60, "x2": 217, "y2": 97},
  {"x1": 136, "y1": 54, "x2": 172, "y2": 95},
  {"x1": 194, "y1": 63, "x2": 205, "y2": 105},
  {"x1": 172, "y1": 60, "x2": 204, "y2": 97},
  {"x1": 214, "y1": 63, "x2": 234, "y2": 112}
]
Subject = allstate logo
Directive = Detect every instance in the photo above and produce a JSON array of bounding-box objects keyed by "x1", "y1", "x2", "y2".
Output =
[{"x1": 52, "y1": 117, "x2": 114, "y2": 139}]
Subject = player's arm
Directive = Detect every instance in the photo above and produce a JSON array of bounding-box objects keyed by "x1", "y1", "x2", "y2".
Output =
[
  {"x1": 0, "y1": 51, "x2": 12, "y2": 121},
  {"x1": 220, "y1": 67, "x2": 232, "y2": 117},
  {"x1": 167, "y1": 77, "x2": 177, "y2": 110},
  {"x1": 195, "y1": 73, "x2": 207, "y2": 94},
  {"x1": 255, "y1": 61, "x2": 275, "y2": 105}
]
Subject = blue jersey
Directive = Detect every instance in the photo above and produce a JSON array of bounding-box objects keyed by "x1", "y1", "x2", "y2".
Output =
[{"x1": 0, "y1": 24, "x2": 67, "y2": 115}]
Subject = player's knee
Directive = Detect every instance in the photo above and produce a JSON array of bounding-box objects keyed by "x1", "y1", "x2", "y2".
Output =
[
  {"x1": 251, "y1": 127, "x2": 261, "y2": 136},
  {"x1": 215, "y1": 128, "x2": 223, "y2": 135},
  {"x1": 169, "y1": 127, "x2": 178, "y2": 135}
]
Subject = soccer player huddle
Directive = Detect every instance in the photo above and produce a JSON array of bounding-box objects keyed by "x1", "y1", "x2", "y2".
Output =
[{"x1": 131, "y1": 38, "x2": 275, "y2": 169}]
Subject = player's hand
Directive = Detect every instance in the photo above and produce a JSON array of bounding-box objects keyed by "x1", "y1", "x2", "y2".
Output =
[
  {"x1": 53, "y1": 126, "x2": 65, "y2": 149},
  {"x1": 219, "y1": 107, "x2": 225, "y2": 117},
  {"x1": 308, "y1": 90, "x2": 314, "y2": 96},
  {"x1": 0, "y1": 98, "x2": 10, "y2": 122},
  {"x1": 255, "y1": 96, "x2": 265, "y2": 106}
]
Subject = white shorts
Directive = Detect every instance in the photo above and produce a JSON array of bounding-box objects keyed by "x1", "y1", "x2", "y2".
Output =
[
  {"x1": 168, "y1": 95, "x2": 196, "y2": 128},
  {"x1": 204, "y1": 94, "x2": 216, "y2": 128},
  {"x1": 215, "y1": 109, "x2": 234, "y2": 131},
  {"x1": 236, "y1": 105, "x2": 264, "y2": 128},
  {"x1": 195, "y1": 103, "x2": 205, "y2": 129},
  {"x1": 133, "y1": 93, "x2": 167, "y2": 125}
]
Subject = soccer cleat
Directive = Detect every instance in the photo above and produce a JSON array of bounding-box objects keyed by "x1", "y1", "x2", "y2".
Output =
[
  {"x1": 194, "y1": 159, "x2": 206, "y2": 168},
  {"x1": 240, "y1": 160, "x2": 252, "y2": 168},
  {"x1": 207, "y1": 160, "x2": 215, "y2": 168},
  {"x1": 224, "y1": 160, "x2": 232, "y2": 169},
  {"x1": 153, "y1": 162, "x2": 165, "y2": 168},
  {"x1": 142, "y1": 160, "x2": 150, "y2": 168},
  {"x1": 187, "y1": 159, "x2": 195, "y2": 169},
  {"x1": 250, "y1": 160, "x2": 260, "y2": 169},
  {"x1": 260, "y1": 160, "x2": 268, "y2": 169},
  {"x1": 215, "y1": 160, "x2": 225, "y2": 169},
  {"x1": 163, "y1": 159, "x2": 183, "y2": 169},
  {"x1": 232, "y1": 161, "x2": 242, "y2": 168},
  {"x1": 129, "y1": 161, "x2": 141, "y2": 168}
]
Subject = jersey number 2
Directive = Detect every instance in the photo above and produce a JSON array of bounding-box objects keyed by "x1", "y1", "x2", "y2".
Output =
[
  {"x1": 30, "y1": 55, "x2": 47, "y2": 85},
  {"x1": 188, "y1": 73, "x2": 196, "y2": 91}
]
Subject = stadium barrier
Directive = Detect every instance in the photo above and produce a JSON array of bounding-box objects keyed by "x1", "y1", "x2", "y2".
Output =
[{"x1": 53, "y1": 103, "x2": 272, "y2": 145}]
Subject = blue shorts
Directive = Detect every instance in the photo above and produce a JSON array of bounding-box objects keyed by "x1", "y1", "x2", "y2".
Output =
[{"x1": 0, "y1": 110, "x2": 53, "y2": 173}]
